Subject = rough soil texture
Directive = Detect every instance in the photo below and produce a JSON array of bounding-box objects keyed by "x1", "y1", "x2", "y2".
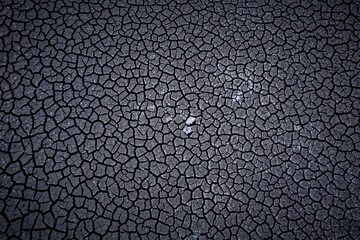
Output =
[{"x1": 0, "y1": 0, "x2": 360, "y2": 239}]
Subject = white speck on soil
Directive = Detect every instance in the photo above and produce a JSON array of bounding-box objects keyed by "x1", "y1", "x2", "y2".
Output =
[
  {"x1": 232, "y1": 90, "x2": 242, "y2": 102},
  {"x1": 183, "y1": 126, "x2": 192, "y2": 135},
  {"x1": 186, "y1": 116, "x2": 196, "y2": 125}
]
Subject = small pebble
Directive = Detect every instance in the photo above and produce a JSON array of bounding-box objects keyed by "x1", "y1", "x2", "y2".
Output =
[
  {"x1": 183, "y1": 126, "x2": 192, "y2": 135},
  {"x1": 186, "y1": 116, "x2": 196, "y2": 125}
]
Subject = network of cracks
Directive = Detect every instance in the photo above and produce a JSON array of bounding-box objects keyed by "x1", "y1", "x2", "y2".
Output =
[{"x1": 0, "y1": 0, "x2": 360, "y2": 239}]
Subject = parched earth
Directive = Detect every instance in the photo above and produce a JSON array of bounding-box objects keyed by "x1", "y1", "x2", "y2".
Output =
[{"x1": 0, "y1": 0, "x2": 360, "y2": 239}]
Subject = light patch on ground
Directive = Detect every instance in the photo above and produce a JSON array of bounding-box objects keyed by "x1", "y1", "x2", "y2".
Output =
[{"x1": 183, "y1": 126, "x2": 192, "y2": 135}]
